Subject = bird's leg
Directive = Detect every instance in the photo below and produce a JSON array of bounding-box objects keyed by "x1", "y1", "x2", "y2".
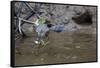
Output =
[{"x1": 40, "y1": 34, "x2": 50, "y2": 48}]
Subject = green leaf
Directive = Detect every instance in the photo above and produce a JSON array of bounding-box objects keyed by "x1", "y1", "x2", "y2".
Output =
[{"x1": 38, "y1": 17, "x2": 45, "y2": 25}]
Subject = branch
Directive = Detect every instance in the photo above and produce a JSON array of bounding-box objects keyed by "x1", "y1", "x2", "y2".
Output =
[{"x1": 19, "y1": 17, "x2": 34, "y2": 24}]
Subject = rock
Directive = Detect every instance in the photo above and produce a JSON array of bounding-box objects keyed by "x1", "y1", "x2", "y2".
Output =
[{"x1": 21, "y1": 23, "x2": 36, "y2": 36}]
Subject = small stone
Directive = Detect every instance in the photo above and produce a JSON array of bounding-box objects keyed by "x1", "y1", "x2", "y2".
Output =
[
  {"x1": 41, "y1": 58, "x2": 44, "y2": 61},
  {"x1": 75, "y1": 46, "x2": 81, "y2": 48},
  {"x1": 72, "y1": 56, "x2": 77, "y2": 59},
  {"x1": 65, "y1": 56, "x2": 70, "y2": 59}
]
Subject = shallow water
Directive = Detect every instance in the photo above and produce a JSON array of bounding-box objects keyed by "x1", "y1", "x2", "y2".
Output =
[{"x1": 15, "y1": 32, "x2": 97, "y2": 66}]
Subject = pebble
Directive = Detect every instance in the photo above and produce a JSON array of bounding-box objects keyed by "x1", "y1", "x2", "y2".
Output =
[
  {"x1": 41, "y1": 58, "x2": 44, "y2": 61},
  {"x1": 75, "y1": 46, "x2": 81, "y2": 48},
  {"x1": 72, "y1": 56, "x2": 77, "y2": 59},
  {"x1": 65, "y1": 56, "x2": 70, "y2": 59}
]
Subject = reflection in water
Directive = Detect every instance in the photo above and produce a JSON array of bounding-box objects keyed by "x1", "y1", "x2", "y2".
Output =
[{"x1": 15, "y1": 32, "x2": 96, "y2": 66}]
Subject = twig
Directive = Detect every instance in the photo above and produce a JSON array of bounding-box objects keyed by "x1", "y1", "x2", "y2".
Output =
[
  {"x1": 19, "y1": 17, "x2": 34, "y2": 24},
  {"x1": 24, "y1": 2, "x2": 34, "y2": 12},
  {"x1": 15, "y1": 17, "x2": 35, "y2": 24},
  {"x1": 24, "y1": 2, "x2": 40, "y2": 18},
  {"x1": 18, "y1": 18, "x2": 22, "y2": 35}
]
